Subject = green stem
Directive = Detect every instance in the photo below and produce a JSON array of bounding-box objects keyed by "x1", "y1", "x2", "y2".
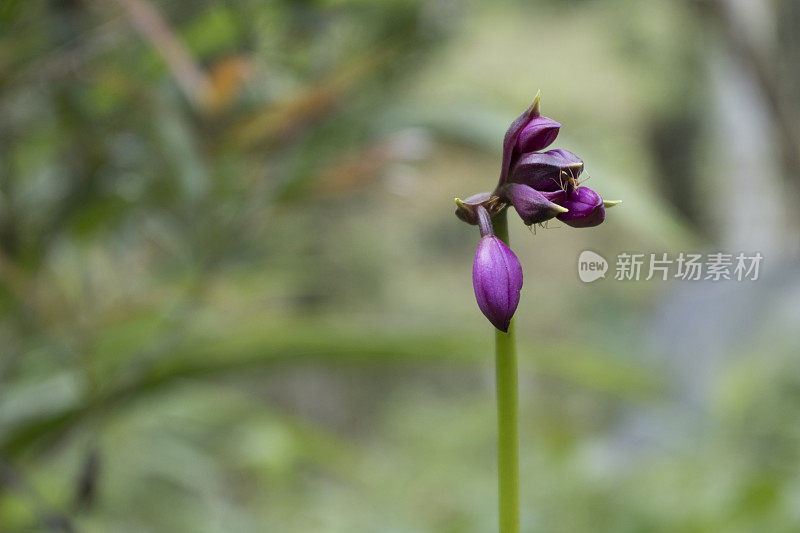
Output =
[{"x1": 493, "y1": 209, "x2": 519, "y2": 533}]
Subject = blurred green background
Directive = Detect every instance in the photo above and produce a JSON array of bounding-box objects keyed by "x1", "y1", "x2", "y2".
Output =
[{"x1": 2, "y1": 0, "x2": 800, "y2": 531}]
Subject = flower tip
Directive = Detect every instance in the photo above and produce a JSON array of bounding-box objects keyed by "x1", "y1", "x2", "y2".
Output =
[
  {"x1": 529, "y1": 90, "x2": 542, "y2": 117},
  {"x1": 454, "y1": 197, "x2": 466, "y2": 208},
  {"x1": 553, "y1": 204, "x2": 569, "y2": 214},
  {"x1": 603, "y1": 200, "x2": 622, "y2": 208}
]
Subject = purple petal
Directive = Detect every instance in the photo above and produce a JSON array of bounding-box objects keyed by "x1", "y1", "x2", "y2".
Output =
[
  {"x1": 507, "y1": 151, "x2": 582, "y2": 191},
  {"x1": 515, "y1": 116, "x2": 561, "y2": 153},
  {"x1": 548, "y1": 149, "x2": 584, "y2": 169},
  {"x1": 556, "y1": 186, "x2": 605, "y2": 228},
  {"x1": 472, "y1": 236, "x2": 523, "y2": 332},
  {"x1": 499, "y1": 107, "x2": 535, "y2": 184},
  {"x1": 541, "y1": 190, "x2": 567, "y2": 204},
  {"x1": 502, "y1": 183, "x2": 567, "y2": 225}
]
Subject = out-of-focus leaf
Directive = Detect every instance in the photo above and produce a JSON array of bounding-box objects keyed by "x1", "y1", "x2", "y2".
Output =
[{"x1": 1, "y1": 316, "x2": 661, "y2": 457}]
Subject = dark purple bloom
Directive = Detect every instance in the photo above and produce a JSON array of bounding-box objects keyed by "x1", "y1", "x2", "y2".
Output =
[
  {"x1": 554, "y1": 186, "x2": 605, "y2": 228},
  {"x1": 473, "y1": 234, "x2": 523, "y2": 333},
  {"x1": 501, "y1": 183, "x2": 567, "y2": 225}
]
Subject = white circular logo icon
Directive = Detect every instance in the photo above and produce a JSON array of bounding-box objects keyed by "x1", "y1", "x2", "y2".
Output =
[{"x1": 577, "y1": 251, "x2": 608, "y2": 283}]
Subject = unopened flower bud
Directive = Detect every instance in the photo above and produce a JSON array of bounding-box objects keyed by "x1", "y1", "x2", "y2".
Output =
[{"x1": 473, "y1": 234, "x2": 523, "y2": 332}]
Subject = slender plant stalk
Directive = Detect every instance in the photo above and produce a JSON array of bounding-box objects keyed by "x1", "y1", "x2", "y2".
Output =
[{"x1": 492, "y1": 209, "x2": 519, "y2": 533}]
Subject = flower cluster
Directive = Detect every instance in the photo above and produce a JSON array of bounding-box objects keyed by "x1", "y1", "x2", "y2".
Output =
[{"x1": 455, "y1": 92, "x2": 619, "y2": 331}]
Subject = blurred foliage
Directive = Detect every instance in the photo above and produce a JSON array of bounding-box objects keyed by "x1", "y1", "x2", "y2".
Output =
[{"x1": 1, "y1": 0, "x2": 800, "y2": 532}]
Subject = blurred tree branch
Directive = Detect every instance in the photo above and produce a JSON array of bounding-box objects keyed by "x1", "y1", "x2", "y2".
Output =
[
  {"x1": 698, "y1": 0, "x2": 800, "y2": 202},
  {"x1": 112, "y1": 0, "x2": 213, "y2": 112},
  {"x1": 0, "y1": 322, "x2": 662, "y2": 458}
]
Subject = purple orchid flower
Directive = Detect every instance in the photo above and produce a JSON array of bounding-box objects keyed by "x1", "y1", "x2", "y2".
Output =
[{"x1": 454, "y1": 92, "x2": 619, "y2": 330}]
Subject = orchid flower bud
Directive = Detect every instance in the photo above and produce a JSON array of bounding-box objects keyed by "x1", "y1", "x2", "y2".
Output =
[
  {"x1": 507, "y1": 149, "x2": 584, "y2": 191},
  {"x1": 555, "y1": 186, "x2": 605, "y2": 228},
  {"x1": 473, "y1": 231, "x2": 523, "y2": 333},
  {"x1": 500, "y1": 183, "x2": 568, "y2": 226},
  {"x1": 515, "y1": 116, "x2": 561, "y2": 153}
]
